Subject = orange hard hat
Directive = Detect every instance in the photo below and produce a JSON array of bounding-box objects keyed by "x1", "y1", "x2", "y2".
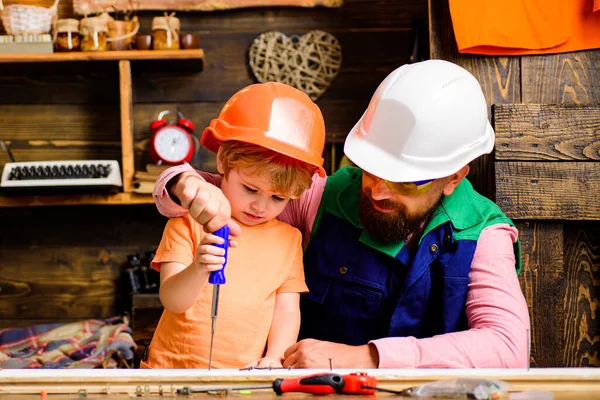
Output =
[{"x1": 201, "y1": 82, "x2": 326, "y2": 177}]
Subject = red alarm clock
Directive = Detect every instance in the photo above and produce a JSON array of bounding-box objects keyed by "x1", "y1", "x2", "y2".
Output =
[{"x1": 149, "y1": 110, "x2": 196, "y2": 165}]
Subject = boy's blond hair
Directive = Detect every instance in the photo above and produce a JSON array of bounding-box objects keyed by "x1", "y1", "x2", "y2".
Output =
[{"x1": 217, "y1": 141, "x2": 315, "y2": 199}]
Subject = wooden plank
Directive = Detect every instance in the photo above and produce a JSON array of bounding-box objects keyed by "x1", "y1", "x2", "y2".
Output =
[
  {"x1": 0, "y1": 63, "x2": 119, "y2": 105},
  {"x1": 0, "y1": 248, "x2": 121, "y2": 319},
  {"x1": 3, "y1": 369, "x2": 600, "y2": 395},
  {"x1": 119, "y1": 60, "x2": 134, "y2": 193},
  {"x1": 170, "y1": 0, "x2": 427, "y2": 32},
  {"x1": 563, "y1": 223, "x2": 600, "y2": 367},
  {"x1": 133, "y1": 30, "x2": 413, "y2": 103},
  {"x1": 0, "y1": 205, "x2": 165, "y2": 321},
  {"x1": 133, "y1": 99, "x2": 369, "y2": 141},
  {"x1": 516, "y1": 221, "x2": 565, "y2": 367},
  {"x1": 521, "y1": 51, "x2": 600, "y2": 104},
  {"x1": 74, "y1": 0, "x2": 342, "y2": 14},
  {"x1": 0, "y1": 0, "x2": 426, "y2": 34},
  {"x1": 0, "y1": 204, "x2": 164, "y2": 247},
  {"x1": 494, "y1": 104, "x2": 600, "y2": 161},
  {"x1": 428, "y1": 0, "x2": 520, "y2": 200},
  {"x1": 0, "y1": 192, "x2": 153, "y2": 207},
  {"x1": 0, "y1": 104, "x2": 122, "y2": 165},
  {"x1": 67, "y1": 0, "x2": 424, "y2": 32},
  {"x1": 496, "y1": 162, "x2": 600, "y2": 220},
  {"x1": 519, "y1": 49, "x2": 600, "y2": 368},
  {"x1": 0, "y1": 29, "x2": 412, "y2": 105},
  {"x1": 0, "y1": 50, "x2": 205, "y2": 64},
  {"x1": 0, "y1": 105, "x2": 120, "y2": 139}
]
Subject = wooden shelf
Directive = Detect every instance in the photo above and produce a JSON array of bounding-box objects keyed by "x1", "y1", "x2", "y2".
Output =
[
  {"x1": 0, "y1": 49, "x2": 204, "y2": 207},
  {"x1": 0, "y1": 192, "x2": 155, "y2": 207},
  {"x1": 0, "y1": 49, "x2": 205, "y2": 63}
]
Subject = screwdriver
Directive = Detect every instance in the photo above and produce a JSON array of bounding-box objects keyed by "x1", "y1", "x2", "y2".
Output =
[
  {"x1": 178, "y1": 372, "x2": 377, "y2": 395},
  {"x1": 207, "y1": 225, "x2": 230, "y2": 371}
]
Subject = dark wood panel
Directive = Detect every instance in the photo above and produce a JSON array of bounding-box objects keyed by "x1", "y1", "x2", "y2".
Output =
[
  {"x1": 518, "y1": 47, "x2": 600, "y2": 368},
  {"x1": 0, "y1": 62, "x2": 120, "y2": 105},
  {"x1": 0, "y1": 104, "x2": 121, "y2": 163},
  {"x1": 0, "y1": 30, "x2": 412, "y2": 104},
  {"x1": 133, "y1": 30, "x2": 413, "y2": 103},
  {"x1": 9, "y1": 0, "x2": 425, "y2": 33},
  {"x1": 428, "y1": 0, "x2": 520, "y2": 200},
  {"x1": 516, "y1": 221, "x2": 564, "y2": 367},
  {"x1": 0, "y1": 205, "x2": 166, "y2": 320},
  {"x1": 0, "y1": 104, "x2": 120, "y2": 138},
  {"x1": 159, "y1": 0, "x2": 427, "y2": 32},
  {"x1": 133, "y1": 99, "x2": 369, "y2": 140},
  {"x1": 0, "y1": 247, "x2": 119, "y2": 319},
  {"x1": 563, "y1": 223, "x2": 600, "y2": 367},
  {"x1": 496, "y1": 162, "x2": 600, "y2": 220},
  {"x1": 0, "y1": 205, "x2": 165, "y2": 246},
  {"x1": 494, "y1": 104, "x2": 600, "y2": 161},
  {"x1": 521, "y1": 51, "x2": 600, "y2": 104}
]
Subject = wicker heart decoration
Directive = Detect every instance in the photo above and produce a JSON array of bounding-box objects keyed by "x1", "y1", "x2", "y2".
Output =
[{"x1": 249, "y1": 30, "x2": 342, "y2": 101}]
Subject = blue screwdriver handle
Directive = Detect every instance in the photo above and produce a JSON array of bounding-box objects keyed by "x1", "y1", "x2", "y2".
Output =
[{"x1": 208, "y1": 225, "x2": 230, "y2": 285}]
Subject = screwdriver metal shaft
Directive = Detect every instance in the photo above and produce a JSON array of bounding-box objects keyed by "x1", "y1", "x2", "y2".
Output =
[
  {"x1": 206, "y1": 226, "x2": 230, "y2": 371},
  {"x1": 208, "y1": 284, "x2": 220, "y2": 370}
]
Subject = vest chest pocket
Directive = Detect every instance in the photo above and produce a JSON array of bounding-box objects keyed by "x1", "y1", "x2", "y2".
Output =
[
  {"x1": 304, "y1": 264, "x2": 386, "y2": 321},
  {"x1": 301, "y1": 268, "x2": 389, "y2": 345}
]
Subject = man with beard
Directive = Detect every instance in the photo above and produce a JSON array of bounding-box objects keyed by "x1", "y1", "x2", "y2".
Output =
[{"x1": 152, "y1": 60, "x2": 530, "y2": 369}]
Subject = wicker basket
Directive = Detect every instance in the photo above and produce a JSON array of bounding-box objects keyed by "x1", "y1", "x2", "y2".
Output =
[{"x1": 0, "y1": 0, "x2": 59, "y2": 35}]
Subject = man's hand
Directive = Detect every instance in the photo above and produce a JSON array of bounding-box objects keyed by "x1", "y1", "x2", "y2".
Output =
[
  {"x1": 282, "y1": 339, "x2": 379, "y2": 369},
  {"x1": 173, "y1": 172, "x2": 241, "y2": 237}
]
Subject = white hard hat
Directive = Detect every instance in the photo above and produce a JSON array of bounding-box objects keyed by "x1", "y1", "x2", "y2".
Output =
[{"x1": 344, "y1": 59, "x2": 494, "y2": 182}]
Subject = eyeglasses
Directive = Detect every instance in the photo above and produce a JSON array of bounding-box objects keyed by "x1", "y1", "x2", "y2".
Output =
[{"x1": 362, "y1": 170, "x2": 434, "y2": 197}]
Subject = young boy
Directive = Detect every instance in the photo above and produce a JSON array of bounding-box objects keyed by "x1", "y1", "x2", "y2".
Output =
[{"x1": 143, "y1": 82, "x2": 326, "y2": 369}]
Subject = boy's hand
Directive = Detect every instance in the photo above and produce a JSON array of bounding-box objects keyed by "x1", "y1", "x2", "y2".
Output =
[
  {"x1": 194, "y1": 233, "x2": 228, "y2": 274},
  {"x1": 174, "y1": 172, "x2": 242, "y2": 238},
  {"x1": 245, "y1": 356, "x2": 283, "y2": 369}
]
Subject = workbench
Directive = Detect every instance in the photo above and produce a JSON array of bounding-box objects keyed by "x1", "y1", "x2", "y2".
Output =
[{"x1": 0, "y1": 369, "x2": 599, "y2": 399}]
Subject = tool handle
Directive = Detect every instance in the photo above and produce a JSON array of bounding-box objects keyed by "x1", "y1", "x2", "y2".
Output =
[
  {"x1": 273, "y1": 373, "x2": 345, "y2": 395},
  {"x1": 208, "y1": 225, "x2": 230, "y2": 285}
]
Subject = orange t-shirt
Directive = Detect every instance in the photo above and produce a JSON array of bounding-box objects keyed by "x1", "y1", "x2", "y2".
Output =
[
  {"x1": 146, "y1": 215, "x2": 308, "y2": 369},
  {"x1": 449, "y1": 0, "x2": 600, "y2": 55}
]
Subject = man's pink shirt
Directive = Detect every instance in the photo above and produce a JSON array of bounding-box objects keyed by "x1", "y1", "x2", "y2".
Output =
[{"x1": 153, "y1": 164, "x2": 531, "y2": 368}]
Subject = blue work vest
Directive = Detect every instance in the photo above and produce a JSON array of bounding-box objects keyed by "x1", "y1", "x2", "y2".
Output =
[{"x1": 299, "y1": 167, "x2": 520, "y2": 346}]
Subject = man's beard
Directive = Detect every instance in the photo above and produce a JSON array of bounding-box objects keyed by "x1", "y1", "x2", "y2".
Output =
[{"x1": 359, "y1": 189, "x2": 441, "y2": 243}]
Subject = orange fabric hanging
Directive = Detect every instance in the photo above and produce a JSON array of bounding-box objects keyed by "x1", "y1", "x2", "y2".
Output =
[{"x1": 449, "y1": 0, "x2": 600, "y2": 55}]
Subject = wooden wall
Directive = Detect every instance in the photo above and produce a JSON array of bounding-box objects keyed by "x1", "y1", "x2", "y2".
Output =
[
  {"x1": 0, "y1": 0, "x2": 427, "y2": 329},
  {"x1": 430, "y1": 0, "x2": 600, "y2": 367}
]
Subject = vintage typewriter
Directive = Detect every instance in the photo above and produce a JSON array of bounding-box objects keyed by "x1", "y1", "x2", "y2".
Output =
[{"x1": 0, "y1": 160, "x2": 123, "y2": 195}]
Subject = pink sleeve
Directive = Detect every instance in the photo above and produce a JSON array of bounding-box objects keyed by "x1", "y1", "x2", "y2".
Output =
[
  {"x1": 152, "y1": 163, "x2": 222, "y2": 218},
  {"x1": 152, "y1": 163, "x2": 197, "y2": 217},
  {"x1": 371, "y1": 223, "x2": 530, "y2": 368},
  {"x1": 278, "y1": 174, "x2": 327, "y2": 249}
]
